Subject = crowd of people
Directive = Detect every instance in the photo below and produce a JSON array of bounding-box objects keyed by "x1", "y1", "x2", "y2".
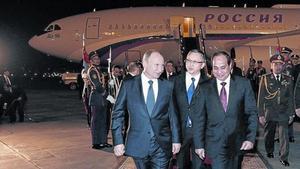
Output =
[{"x1": 79, "y1": 47, "x2": 299, "y2": 169}]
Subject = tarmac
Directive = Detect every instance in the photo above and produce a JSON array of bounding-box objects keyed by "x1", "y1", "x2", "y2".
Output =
[{"x1": 0, "y1": 89, "x2": 299, "y2": 169}]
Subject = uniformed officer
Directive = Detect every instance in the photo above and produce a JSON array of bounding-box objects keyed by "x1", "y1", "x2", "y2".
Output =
[
  {"x1": 258, "y1": 54, "x2": 294, "y2": 166},
  {"x1": 280, "y1": 47, "x2": 296, "y2": 142},
  {"x1": 87, "y1": 51, "x2": 112, "y2": 149},
  {"x1": 295, "y1": 75, "x2": 300, "y2": 118}
]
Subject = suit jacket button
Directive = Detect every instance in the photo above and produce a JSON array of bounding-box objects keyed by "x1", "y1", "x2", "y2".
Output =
[{"x1": 148, "y1": 132, "x2": 150, "y2": 134}]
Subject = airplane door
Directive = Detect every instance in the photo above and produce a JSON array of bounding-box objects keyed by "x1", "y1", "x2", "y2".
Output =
[
  {"x1": 85, "y1": 18, "x2": 100, "y2": 39},
  {"x1": 182, "y1": 17, "x2": 195, "y2": 38},
  {"x1": 170, "y1": 16, "x2": 196, "y2": 38}
]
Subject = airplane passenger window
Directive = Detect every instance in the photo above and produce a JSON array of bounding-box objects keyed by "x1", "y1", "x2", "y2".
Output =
[
  {"x1": 45, "y1": 25, "x2": 54, "y2": 32},
  {"x1": 54, "y1": 24, "x2": 61, "y2": 30}
]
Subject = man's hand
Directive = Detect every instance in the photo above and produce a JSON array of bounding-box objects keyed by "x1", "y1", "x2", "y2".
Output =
[
  {"x1": 259, "y1": 116, "x2": 266, "y2": 126},
  {"x1": 240, "y1": 141, "x2": 254, "y2": 150},
  {"x1": 114, "y1": 144, "x2": 125, "y2": 157},
  {"x1": 195, "y1": 148, "x2": 205, "y2": 160},
  {"x1": 172, "y1": 143, "x2": 181, "y2": 155},
  {"x1": 295, "y1": 108, "x2": 300, "y2": 118}
]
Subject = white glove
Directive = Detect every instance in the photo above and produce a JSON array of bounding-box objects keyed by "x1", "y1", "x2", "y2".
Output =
[
  {"x1": 109, "y1": 80, "x2": 114, "y2": 86},
  {"x1": 289, "y1": 116, "x2": 294, "y2": 125},
  {"x1": 106, "y1": 95, "x2": 115, "y2": 104}
]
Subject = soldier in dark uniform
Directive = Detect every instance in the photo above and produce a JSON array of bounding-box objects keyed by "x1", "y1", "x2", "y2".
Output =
[
  {"x1": 280, "y1": 47, "x2": 296, "y2": 142},
  {"x1": 258, "y1": 54, "x2": 294, "y2": 166},
  {"x1": 295, "y1": 75, "x2": 300, "y2": 118},
  {"x1": 87, "y1": 51, "x2": 112, "y2": 149},
  {"x1": 246, "y1": 59, "x2": 258, "y2": 95}
]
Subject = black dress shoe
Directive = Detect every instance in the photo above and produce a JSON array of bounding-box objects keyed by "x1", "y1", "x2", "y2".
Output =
[
  {"x1": 267, "y1": 153, "x2": 274, "y2": 158},
  {"x1": 92, "y1": 144, "x2": 105, "y2": 149},
  {"x1": 289, "y1": 137, "x2": 295, "y2": 143},
  {"x1": 105, "y1": 143, "x2": 112, "y2": 148},
  {"x1": 280, "y1": 160, "x2": 290, "y2": 166}
]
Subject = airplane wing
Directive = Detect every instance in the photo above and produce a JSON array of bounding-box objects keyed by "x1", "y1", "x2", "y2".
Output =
[{"x1": 225, "y1": 29, "x2": 300, "y2": 50}]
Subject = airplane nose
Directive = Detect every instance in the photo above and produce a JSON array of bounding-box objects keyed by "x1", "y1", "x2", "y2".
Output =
[{"x1": 28, "y1": 35, "x2": 39, "y2": 49}]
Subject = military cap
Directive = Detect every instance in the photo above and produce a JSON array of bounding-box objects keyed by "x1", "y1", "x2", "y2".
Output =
[
  {"x1": 88, "y1": 51, "x2": 99, "y2": 60},
  {"x1": 281, "y1": 47, "x2": 293, "y2": 54},
  {"x1": 290, "y1": 54, "x2": 299, "y2": 59},
  {"x1": 270, "y1": 54, "x2": 284, "y2": 63}
]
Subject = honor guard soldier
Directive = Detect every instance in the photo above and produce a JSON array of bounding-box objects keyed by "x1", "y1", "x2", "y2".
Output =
[
  {"x1": 258, "y1": 54, "x2": 294, "y2": 166},
  {"x1": 87, "y1": 51, "x2": 112, "y2": 149},
  {"x1": 295, "y1": 75, "x2": 300, "y2": 117},
  {"x1": 281, "y1": 47, "x2": 296, "y2": 142}
]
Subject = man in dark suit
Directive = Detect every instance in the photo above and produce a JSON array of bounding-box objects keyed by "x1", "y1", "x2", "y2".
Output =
[
  {"x1": 193, "y1": 51, "x2": 258, "y2": 169},
  {"x1": 112, "y1": 50, "x2": 181, "y2": 169},
  {"x1": 0, "y1": 69, "x2": 14, "y2": 123},
  {"x1": 173, "y1": 49, "x2": 208, "y2": 169},
  {"x1": 122, "y1": 61, "x2": 142, "y2": 141},
  {"x1": 123, "y1": 61, "x2": 142, "y2": 81},
  {"x1": 160, "y1": 60, "x2": 176, "y2": 80},
  {"x1": 258, "y1": 54, "x2": 294, "y2": 166}
]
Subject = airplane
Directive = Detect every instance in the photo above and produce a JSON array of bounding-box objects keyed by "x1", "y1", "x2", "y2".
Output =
[{"x1": 29, "y1": 4, "x2": 300, "y2": 71}]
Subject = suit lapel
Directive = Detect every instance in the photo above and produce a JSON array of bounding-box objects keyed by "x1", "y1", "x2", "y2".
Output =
[
  {"x1": 136, "y1": 76, "x2": 150, "y2": 117},
  {"x1": 227, "y1": 77, "x2": 237, "y2": 114},
  {"x1": 151, "y1": 79, "x2": 164, "y2": 116}
]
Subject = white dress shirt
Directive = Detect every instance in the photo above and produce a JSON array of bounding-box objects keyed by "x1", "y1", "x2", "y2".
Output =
[
  {"x1": 185, "y1": 72, "x2": 201, "y2": 92},
  {"x1": 273, "y1": 73, "x2": 281, "y2": 81},
  {"x1": 216, "y1": 75, "x2": 231, "y2": 103},
  {"x1": 141, "y1": 72, "x2": 158, "y2": 102}
]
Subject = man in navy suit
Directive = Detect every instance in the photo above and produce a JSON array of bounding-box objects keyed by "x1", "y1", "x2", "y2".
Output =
[
  {"x1": 173, "y1": 49, "x2": 208, "y2": 169},
  {"x1": 193, "y1": 51, "x2": 258, "y2": 169},
  {"x1": 112, "y1": 50, "x2": 181, "y2": 169}
]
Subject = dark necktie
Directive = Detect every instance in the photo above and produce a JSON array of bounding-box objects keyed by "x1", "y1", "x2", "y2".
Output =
[
  {"x1": 276, "y1": 75, "x2": 280, "y2": 82},
  {"x1": 220, "y1": 82, "x2": 227, "y2": 112},
  {"x1": 186, "y1": 77, "x2": 195, "y2": 128},
  {"x1": 187, "y1": 77, "x2": 195, "y2": 104},
  {"x1": 146, "y1": 80, "x2": 155, "y2": 115}
]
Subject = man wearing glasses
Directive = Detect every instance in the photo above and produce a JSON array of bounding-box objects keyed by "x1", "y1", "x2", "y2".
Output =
[{"x1": 173, "y1": 49, "x2": 208, "y2": 169}]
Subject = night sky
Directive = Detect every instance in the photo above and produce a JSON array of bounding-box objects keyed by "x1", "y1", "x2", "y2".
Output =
[{"x1": 0, "y1": 0, "x2": 299, "y2": 73}]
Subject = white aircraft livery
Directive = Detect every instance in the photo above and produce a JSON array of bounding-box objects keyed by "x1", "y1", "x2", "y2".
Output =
[{"x1": 29, "y1": 4, "x2": 300, "y2": 69}]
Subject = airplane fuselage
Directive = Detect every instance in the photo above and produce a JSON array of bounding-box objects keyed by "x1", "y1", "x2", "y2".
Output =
[{"x1": 29, "y1": 6, "x2": 300, "y2": 64}]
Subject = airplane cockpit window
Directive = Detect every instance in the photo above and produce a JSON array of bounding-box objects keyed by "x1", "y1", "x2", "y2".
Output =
[
  {"x1": 54, "y1": 24, "x2": 61, "y2": 30},
  {"x1": 45, "y1": 25, "x2": 54, "y2": 32}
]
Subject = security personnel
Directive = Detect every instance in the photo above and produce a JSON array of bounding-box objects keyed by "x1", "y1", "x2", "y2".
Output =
[
  {"x1": 281, "y1": 47, "x2": 296, "y2": 142},
  {"x1": 0, "y1": 69, "x2": 14, "y2": 123},
  {"x1": 258, "y1": 54, "x2": 294, "y2": 166},
  {"x1": 87, "y1": 51, "x2": 112, "y2": 149},
  {"x1": 295, "y1": 75, "x2": 300, "y2": 117}
]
